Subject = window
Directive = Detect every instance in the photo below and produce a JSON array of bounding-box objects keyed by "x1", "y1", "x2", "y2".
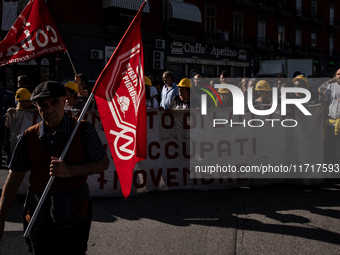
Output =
[
  {"x1": 329, "y1": 34, "x2": 334, "y2": 56},
  {"x1": 311, "y1": 32, "x2": 317, "y2": 47},
  {"x1": 311, "y1": 1, "x2": 317, "y2": 19},
  {"x1": 258, "y1": 21, "x2": 266, "y2": 47},
  {"x1": 233, "y1": 12, "x2": 243, "y2": 44},
  {"x1": 295, "y1": 29, "x2": 302, "y2": 45},
  {"x1": 205, "y1": 5, "x2": 216, "y2": 39},
  {"x1": 278, "y1": 25, "x2": 285, "y2": 49},
  {"x1": 330, "y1": 4, "x2": 335, "y2": 25},
  {"x1": 296, "y1": 0, "x2": 302, "y2": 15}
]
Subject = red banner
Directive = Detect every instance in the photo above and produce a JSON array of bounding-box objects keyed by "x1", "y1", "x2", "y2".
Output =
[
  {"x1": 0, "y1": 0, "x2": 66, "y2": 66},
  {"x1": 93, "y1": 2, "x2": 147, "y2": 198}
]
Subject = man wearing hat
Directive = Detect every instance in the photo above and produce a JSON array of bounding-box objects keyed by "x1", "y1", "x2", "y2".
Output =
[
  {"x1": 0, "y1": 81, "x2": 109, "y2": 254},
  {"x1": 216, "y1": 88, "x2": 232, "y2": 108},
  {"x1": 169, "y1": 78, "x2": 199, "y2": 110},
  {"x1": 292, "y1": 75, "x2": 318, "y2": 101},
  {"x1": 64, "y1": 81, "x2": 86, "y2": 110},
  {"x1": 254, "y1": 80, "x2": 273, "y2": 105},
  {"x1": 293, "y1": 75, "x2": 310, "y2": 98}
]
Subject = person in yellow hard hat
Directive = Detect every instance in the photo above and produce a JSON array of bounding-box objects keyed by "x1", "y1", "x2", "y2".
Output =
[
  {"x1": 15, "y1": 88, "x2": 33, "y2": 110},
  {"x1": 216, "y1": 88, "x2": 233, "y2": 108},
  {"x1": 169, "y1": 78, "x2": 199, "y2": 110},
  {"x1": 5, "y1": 88, "x2": 33, "y2": 166},
  {"x1": 292, "y1": 75, "x2": 310, "y2": 99},
  {"x1": 145, "y1": 76, "x2": 158, "y2": 108},
  {"x1": 64, "y1": 81, "x2": 86, "y2": 110},
  {"x1": 254, "y1": 80, "x2": 273, "y2": 105}
]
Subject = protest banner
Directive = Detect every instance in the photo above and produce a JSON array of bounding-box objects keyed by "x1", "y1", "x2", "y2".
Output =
[{"x1": 8, "y1": 105, "x2": 325, "y2": 197}]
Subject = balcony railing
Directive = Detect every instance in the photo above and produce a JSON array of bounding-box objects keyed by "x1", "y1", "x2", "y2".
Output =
[
  {"x1": 254, "y1": 0, "x2": 275, "y2": 8},
  {"x1": 329, "y1": 18, "x2": 340, "y2": 27},
  {"x1": 256, "y1": 37, "x2": 275, "y2": 49},
  {"x1": 331, "y1": 49, "x2": 340, "y2": 57},
  {"x1": 230, "y1": 33, "x2": 252, "y2": 45},
  {"x1": 294, "y1": 44, "x2": 308, "y2": 52},
  {"x1": 277, "y1": 40, "x2": 291, "y2": 50},
  {"x1": 295, "y1": 8, "x2": 310, "y2": 18},
  {"x1": 294, "y1": 44, "x2": 323, "y2": 54},
  {"x1": 168, "y1": 22, "x2": 195, "y2": 38},
  {"x1": 310, "y1": 46, "x2": 323, "y2": 55},
  {"x1": 282, "y1": 3, "x2": 294, "y2": 13},
  {"x1": 310, "y1": 12, "x2": 324, "y2": 22},
  {"x1": 204, "y1": 29, "x2": 222, "y2": 41}
]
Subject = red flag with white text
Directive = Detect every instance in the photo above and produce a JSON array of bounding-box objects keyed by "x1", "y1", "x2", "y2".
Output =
[
  {"x1": 0, "y1": 0, "x2": 66, "y2": 66},
  {"x1": 93, "y1": 2, "x2": 147, "y2": 198}
]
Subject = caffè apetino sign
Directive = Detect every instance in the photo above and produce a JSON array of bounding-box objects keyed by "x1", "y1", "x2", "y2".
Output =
[{"x1": 170, "y1": 41, "x2": 247, "y2": 60}]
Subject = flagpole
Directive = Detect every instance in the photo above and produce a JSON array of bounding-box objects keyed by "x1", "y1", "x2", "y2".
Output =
[
  {"x1": 65, "y1": 50, "x2": 77, "y2": 75},
  {"x1": 23, "y1": 92, "x2": 95, "y2": 238}
]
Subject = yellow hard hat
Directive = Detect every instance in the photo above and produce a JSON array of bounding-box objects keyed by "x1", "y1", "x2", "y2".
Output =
[
  {"x1": 64, "y1": 81, "x2": 79, "y2": 93},
  {"x1": 145, "y1": 76, "x2": 152, "y2": 86},
  {"x1": 177, "y1": 78, "x2": 191, "y2": 88},
  {"x1": 255, "y1": 80, "x2": 272, "y2": 91},
  {"x1": 218, "y1": 88, "x2": 231, "y2": 93},
  {"x1": 15, "y1": 88, "x2": 32, "y2": 101},
  {"x1": 293, "y1": 75, "x2": 309, "y2": 89}
]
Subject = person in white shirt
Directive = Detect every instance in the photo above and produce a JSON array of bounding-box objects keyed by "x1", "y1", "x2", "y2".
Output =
[
  {"x1": 323, "y1": 68, "x2": 340, "y2": 164},
  {"x1": 159, "y1": 71, "x2": 178, "y2": 109}
]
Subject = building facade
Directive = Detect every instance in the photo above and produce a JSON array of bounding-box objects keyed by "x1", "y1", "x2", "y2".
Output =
[{"x1": 1, "y1": 0, "x2": 340, "y2": 90}]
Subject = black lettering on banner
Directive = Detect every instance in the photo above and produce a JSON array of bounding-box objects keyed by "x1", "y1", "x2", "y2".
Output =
[
  {"x1": 133, "y1": 170, "x2": 147, "y2": 188},
  {"x1": 150, "y1": 168, "x2": 162, "y2": 187},
  {"x1": 162, "y1": 112, "x2": 174, "y2": 129}
]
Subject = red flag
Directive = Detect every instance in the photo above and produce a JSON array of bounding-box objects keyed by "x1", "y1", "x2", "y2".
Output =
[
  {"x1": 0, "y1": 0, "x2": 66, "y2": 66},
  {"x1": 93, "y1": 2, "x2": 147, "y2": 198}
]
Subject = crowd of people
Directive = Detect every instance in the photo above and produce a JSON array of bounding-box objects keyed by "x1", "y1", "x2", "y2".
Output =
[
  {"x1": 0, "y1": 68, "x2": 340, "y2": 253},
  {"x1": 2, "y1": 69, "x2": 340, "y2": 166},
  {"x1": 147, "y1": 69, "x2": 340, "y2": 185},
  {"x1": 145, "y1": 69, "x2": 325, "y2": 112}
]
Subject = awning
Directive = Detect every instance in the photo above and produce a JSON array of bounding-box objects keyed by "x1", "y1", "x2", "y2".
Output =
[
  {"x1": 102, "y1": 0, "x2": 150, "y2": 13},
  {"x1": 163, "y1": 0, "x2": 201, "y2": 23}
]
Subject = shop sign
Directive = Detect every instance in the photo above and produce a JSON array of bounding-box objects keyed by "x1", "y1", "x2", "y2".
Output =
[
  {"x1": 210, "y1": 46, "x2": 237, "y2": 58},
  {"x1": 170, "y1": 41, "x2": 247, "y2": 61}
]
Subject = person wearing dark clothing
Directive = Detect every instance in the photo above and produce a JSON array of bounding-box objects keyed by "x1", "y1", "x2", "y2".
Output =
[
  {"x1": 0, "y1": 81, "x2": 109, "y2": 254},
  {"x1": 17, "y1": 75, "x2": 34, "y2": 93},
  {"x1": 0, "y1": 80, "x2": 15, "y2": 159}
]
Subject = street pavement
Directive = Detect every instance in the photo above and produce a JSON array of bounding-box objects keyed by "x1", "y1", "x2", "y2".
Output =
[{"x1": 0, "y1": 158, "x2": 339, "y2": 254}]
